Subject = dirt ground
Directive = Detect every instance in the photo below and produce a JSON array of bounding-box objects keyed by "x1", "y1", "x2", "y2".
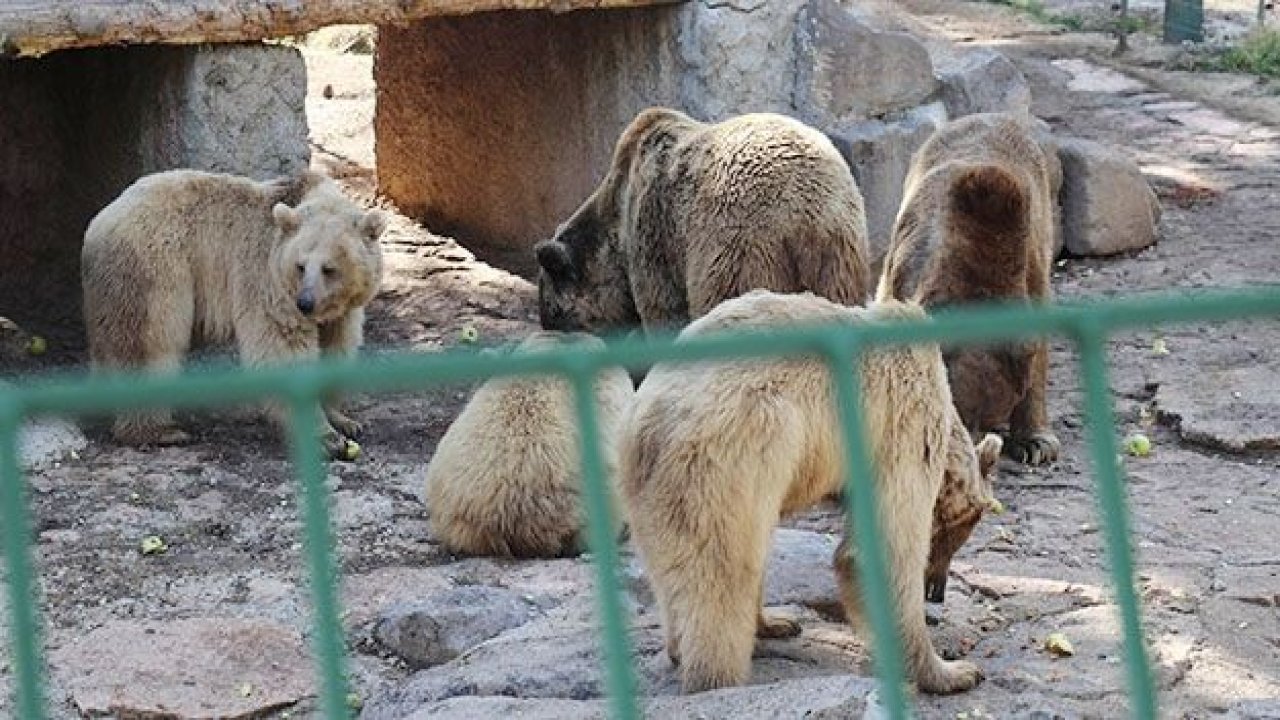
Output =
[{"x1": 4, "y1": 5, "x2": 1279, "y2": 719}]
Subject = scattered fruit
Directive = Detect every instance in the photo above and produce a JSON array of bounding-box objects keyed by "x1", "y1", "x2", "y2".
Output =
[
  {"x1": 341, "y1": 439, "x2": 361, "y2": 462},
  {"x1": 1151, "y1": 338, "x2": 1169, "y2": 356},
  {"x1": 987, "y1": 497, "x2": 1006, "y2": 515},
  {"x1": 238, "y1": 682, "x2": 253, "y2": 698},
  {"x1": 25, "y1": 336, "x2": 46, "y2": 356},
  {"x1": 459, "y1": 325, "x2": 480, "y2": 344},
  {"x1": 346, "y1": 692, "x2": 363, "y2": 710},
  {"x1": 1125, "y1": 432, "x2": 1152, "y2": 458},
  {"x1": 139, "y1": 536, "x2": 168, "y2": 555},
  {"x1": 1044, "y1": 631, "x2": 1075, "y2": 657}
]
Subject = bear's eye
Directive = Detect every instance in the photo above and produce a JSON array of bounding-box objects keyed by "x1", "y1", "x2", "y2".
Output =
[
  {"x1": 322, "y1": 265, "x2": 338, "y2": 278},
  {"x1": 295, "y1": 263, "x2": 305, "y2": 275}
]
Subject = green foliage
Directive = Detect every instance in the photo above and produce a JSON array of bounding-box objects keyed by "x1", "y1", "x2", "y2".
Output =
[{"x1": 1218, "y1": 29, "x2": 1280, "y2": 78}]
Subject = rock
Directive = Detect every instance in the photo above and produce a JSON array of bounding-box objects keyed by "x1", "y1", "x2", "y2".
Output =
[
  {"x1": 51, "y1": 617, "x2": 314, "y2": 719},
  {"x1": 372, "y1": 585, "x2": 538, "y2": 669},
  {"x1": 18, "y1": 417, "x2": 87, "y2": 472},
  {"x1": 1227, "y1": 699, "x2": 1280, "y2": 719},
  {"x1": 368, "y1": 668, "x2": 873, "y2": 720},
  {"x1": 937, "y1": 47, "x2": 1033, "y2": 117},
  {"x1": 827, "y1": 102, "x2": 948, "y2": 265},
  {"x1": 764, "y1": 528, "x2": 842, "y2": 613},
  {"x1": 793, "y1": 0, "x2": 938, "y2": 125},
  {"x1": 1156, "y1": 360, "x2": 1280, "y2": 454},
  {"x1": 674, "y1": 0, "x2": 806, "y2": 121},
  {"x1": 156, "y1": 44, "x2": 311, "y2": 180},
  {"x1": 1057, "y1": 137, "x2": 1161, "y2": 257}
]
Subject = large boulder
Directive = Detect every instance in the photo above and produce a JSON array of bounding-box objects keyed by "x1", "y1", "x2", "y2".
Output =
[
  {"x1": 52, "y1": 618, "x2": 314, "y2": 719},
  {"x1": 827, "y1": 102, "x2": 948, "y2": 264},
  {"x1": 937, "y1": 47, "x2": 1033, "y2": 118},
  {"x1": 372, "y1": 585, "x2": 540, "y2": 669},
  {"x1": 1056, "y1": 137, "x2": 1162, "y2": 257},
  {"x1": 793, "y1": 0, "x2": 938, "y2": 125}
]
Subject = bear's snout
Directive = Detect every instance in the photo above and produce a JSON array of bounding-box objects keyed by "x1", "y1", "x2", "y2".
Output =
[{"x1": 296, "y1": 292, "x2": 316, "y2": 316}]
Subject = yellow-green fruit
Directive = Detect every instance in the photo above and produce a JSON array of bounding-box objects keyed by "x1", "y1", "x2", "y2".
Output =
[
  {"x1": 1044, "y1": 631, "x2": 1075, "y2": 657},
  {"x1": 26, "y1": 336, "x2": 46, "y2": 356},
  {"x1": 342, "y1": 439, "x2": 361, "y2": 461},
  {"x1": 140, "y1": 535, "x2": 168, "y2": 555},
  {"x1": 1124, "y1": 432, "x2": 1152, "y2": 457}
]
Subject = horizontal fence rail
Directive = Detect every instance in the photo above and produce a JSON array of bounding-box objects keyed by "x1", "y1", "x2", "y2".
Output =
[{"x1": 2, "y1": 285, "x2": 1279, "y2": 719}]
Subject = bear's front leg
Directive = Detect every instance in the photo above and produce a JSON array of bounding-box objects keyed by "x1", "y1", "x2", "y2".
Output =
[
  {"x1": 1006, "y1": 339, "x2": 1059, "y2": 466},
  {"x1": 318, "y1": 310, "x2": 364, "y2": 440},
  {"x1": 238, "y1": 317, "x2": 350, "y2": 460}
]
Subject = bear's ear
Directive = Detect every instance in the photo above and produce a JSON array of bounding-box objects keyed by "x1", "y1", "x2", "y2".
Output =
[
  {"x1": 535, "y1": 239, "x2": 577, "y2": 282},
  {"x1": 359, "y1": 209, "x2": 387, "y2": 243},
  {"x1": 976, "y1": 434, "x2": 1003, "y2": 474},
  {"x1": 272, "y1": 203, "x2": 301, "y2": 236}
]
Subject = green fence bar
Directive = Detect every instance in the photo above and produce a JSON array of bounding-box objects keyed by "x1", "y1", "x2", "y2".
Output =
[
  {"x1": 286, "y1": 392, "x2": 354, "y2": 720},
  {"x1": 570, "y1": 369, "x2": 640, "y2": 720},
  {"x1": 0, "y1": 396, "x2": 45, "y2": 720},
  {"x1": 1, "y1": 285, "x2": 1277, "y2": 719},
  {"x1": 827, "y1": 345, "x2": 911, "y2": 720},
  {"x1": 1076, "y1": 323, "x2": 1157, "y2": 720}
]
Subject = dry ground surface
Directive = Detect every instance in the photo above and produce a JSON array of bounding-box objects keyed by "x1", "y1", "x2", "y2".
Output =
[{"x1": 2, "y1": 6, "x2": 1278, "y2": 719}]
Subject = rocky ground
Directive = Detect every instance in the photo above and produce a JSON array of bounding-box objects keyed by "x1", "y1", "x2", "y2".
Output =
[{"x1": 2, "y1": 6, "x2": 1279, "y2": 720}]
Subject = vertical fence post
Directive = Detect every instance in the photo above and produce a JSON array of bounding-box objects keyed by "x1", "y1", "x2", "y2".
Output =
[
  {"x1": 825, "y1": 343, "x2": 911, "y2": 720},
  {"x1": 1075, "y1": 323, "x2": 1157, "y2": 720},
  {"x1": 0, "y1": 399, "x2": 45, "y2": 720},
  {"x1": 569, "y1": 366, "x2": 639, "y2": 720},
  {"x1": 286, "y1": 394, "x2": 353, "y2": 720}
]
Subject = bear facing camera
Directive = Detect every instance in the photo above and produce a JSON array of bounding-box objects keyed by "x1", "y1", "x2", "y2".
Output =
[{"x1": 81, "y1": 168, "x2": 387, "y2": 459}]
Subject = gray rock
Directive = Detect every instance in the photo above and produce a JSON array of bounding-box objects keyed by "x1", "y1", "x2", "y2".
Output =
[
  {"x1": 18, "y1": 417, "x2": 87, "y2": 472},
  {"x1": 1057, "y1": 137, "x2": 1161, "y2": 257},
  {"x1": 370, "y1": 668, "x2": 873, "y2": 720},
  {"x1": 1226, "y1": 699, "x2": 1280, "y2": 719},
  {"x1": 764, "y1": 528, "x2": 841, "y2": 612},
  {"x1": 674, "y1": 0, "x2": 805, "y2": 121},
  {"x1": 937, "y1": 47, "x2": 1033, "y2": 118},
  {"x1": 827, "y1": 103, "x2": 949, "y2": 265},
  {"x1": 1156, "y1": 360, "x2": 1280, "y2": 454},
  {"x1": 793, "y1": 0, "x2": 938, "y2": 125},
  {"x1": 51, "y1": 617, "x2": 314, "y2": 719},
  {"x1": 150, "y1": 43, "x2": 311, "y2": 179},
  {"x1": 372, "y1": 585, "x2": 538, "y2": 669}
]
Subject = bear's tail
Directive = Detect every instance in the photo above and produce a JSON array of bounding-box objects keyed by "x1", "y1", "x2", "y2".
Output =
[{"x1": 947, "y1": 164, "x2": 1030, "y2": 248}]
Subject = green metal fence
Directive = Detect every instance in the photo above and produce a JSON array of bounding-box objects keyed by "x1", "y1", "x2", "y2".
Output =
[{"x1": 4, "y1": 286, "x2": 1280, "y2": 719}]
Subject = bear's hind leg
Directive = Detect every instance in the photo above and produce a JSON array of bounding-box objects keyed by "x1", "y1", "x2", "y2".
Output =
[{"x1": 109, "y1": 329, "x2": 193, "y2": 447}]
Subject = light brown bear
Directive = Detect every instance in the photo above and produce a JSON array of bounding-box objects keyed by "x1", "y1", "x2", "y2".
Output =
[
  {"x1": 534, "y1": 107, "x2": 872, "y2": 337},
  {"x1": 877, "y1": 112, "x2": 1059, "y2": 465},
  {"x1": 619, "y1": 289, "x2": 988, "y2": 695},
  {"x1": 82, "y1": 168, "x2": 386, "y2": 458},
  {"x1": 424, "y1": 331, "x2": 634, "y2": 559}
]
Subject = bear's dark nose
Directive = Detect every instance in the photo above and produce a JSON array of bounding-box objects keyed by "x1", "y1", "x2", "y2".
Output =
[{"x1": 296, "y1": 295, "x2": 316, "y2": 316}]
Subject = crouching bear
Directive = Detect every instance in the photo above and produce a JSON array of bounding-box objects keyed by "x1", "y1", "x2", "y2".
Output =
[
  {"x1": 424, "y1": 331, "x2": 634, "y2": 559},
  {"x1": 82, "y1": 168, "x2": 386, "y2": 458},
  {"x1": 619, "y1": 290, "x2": 987, "y2": 695},
  {"x1": 535, "y1": 107, "x2": 872, "y2": 339}
]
